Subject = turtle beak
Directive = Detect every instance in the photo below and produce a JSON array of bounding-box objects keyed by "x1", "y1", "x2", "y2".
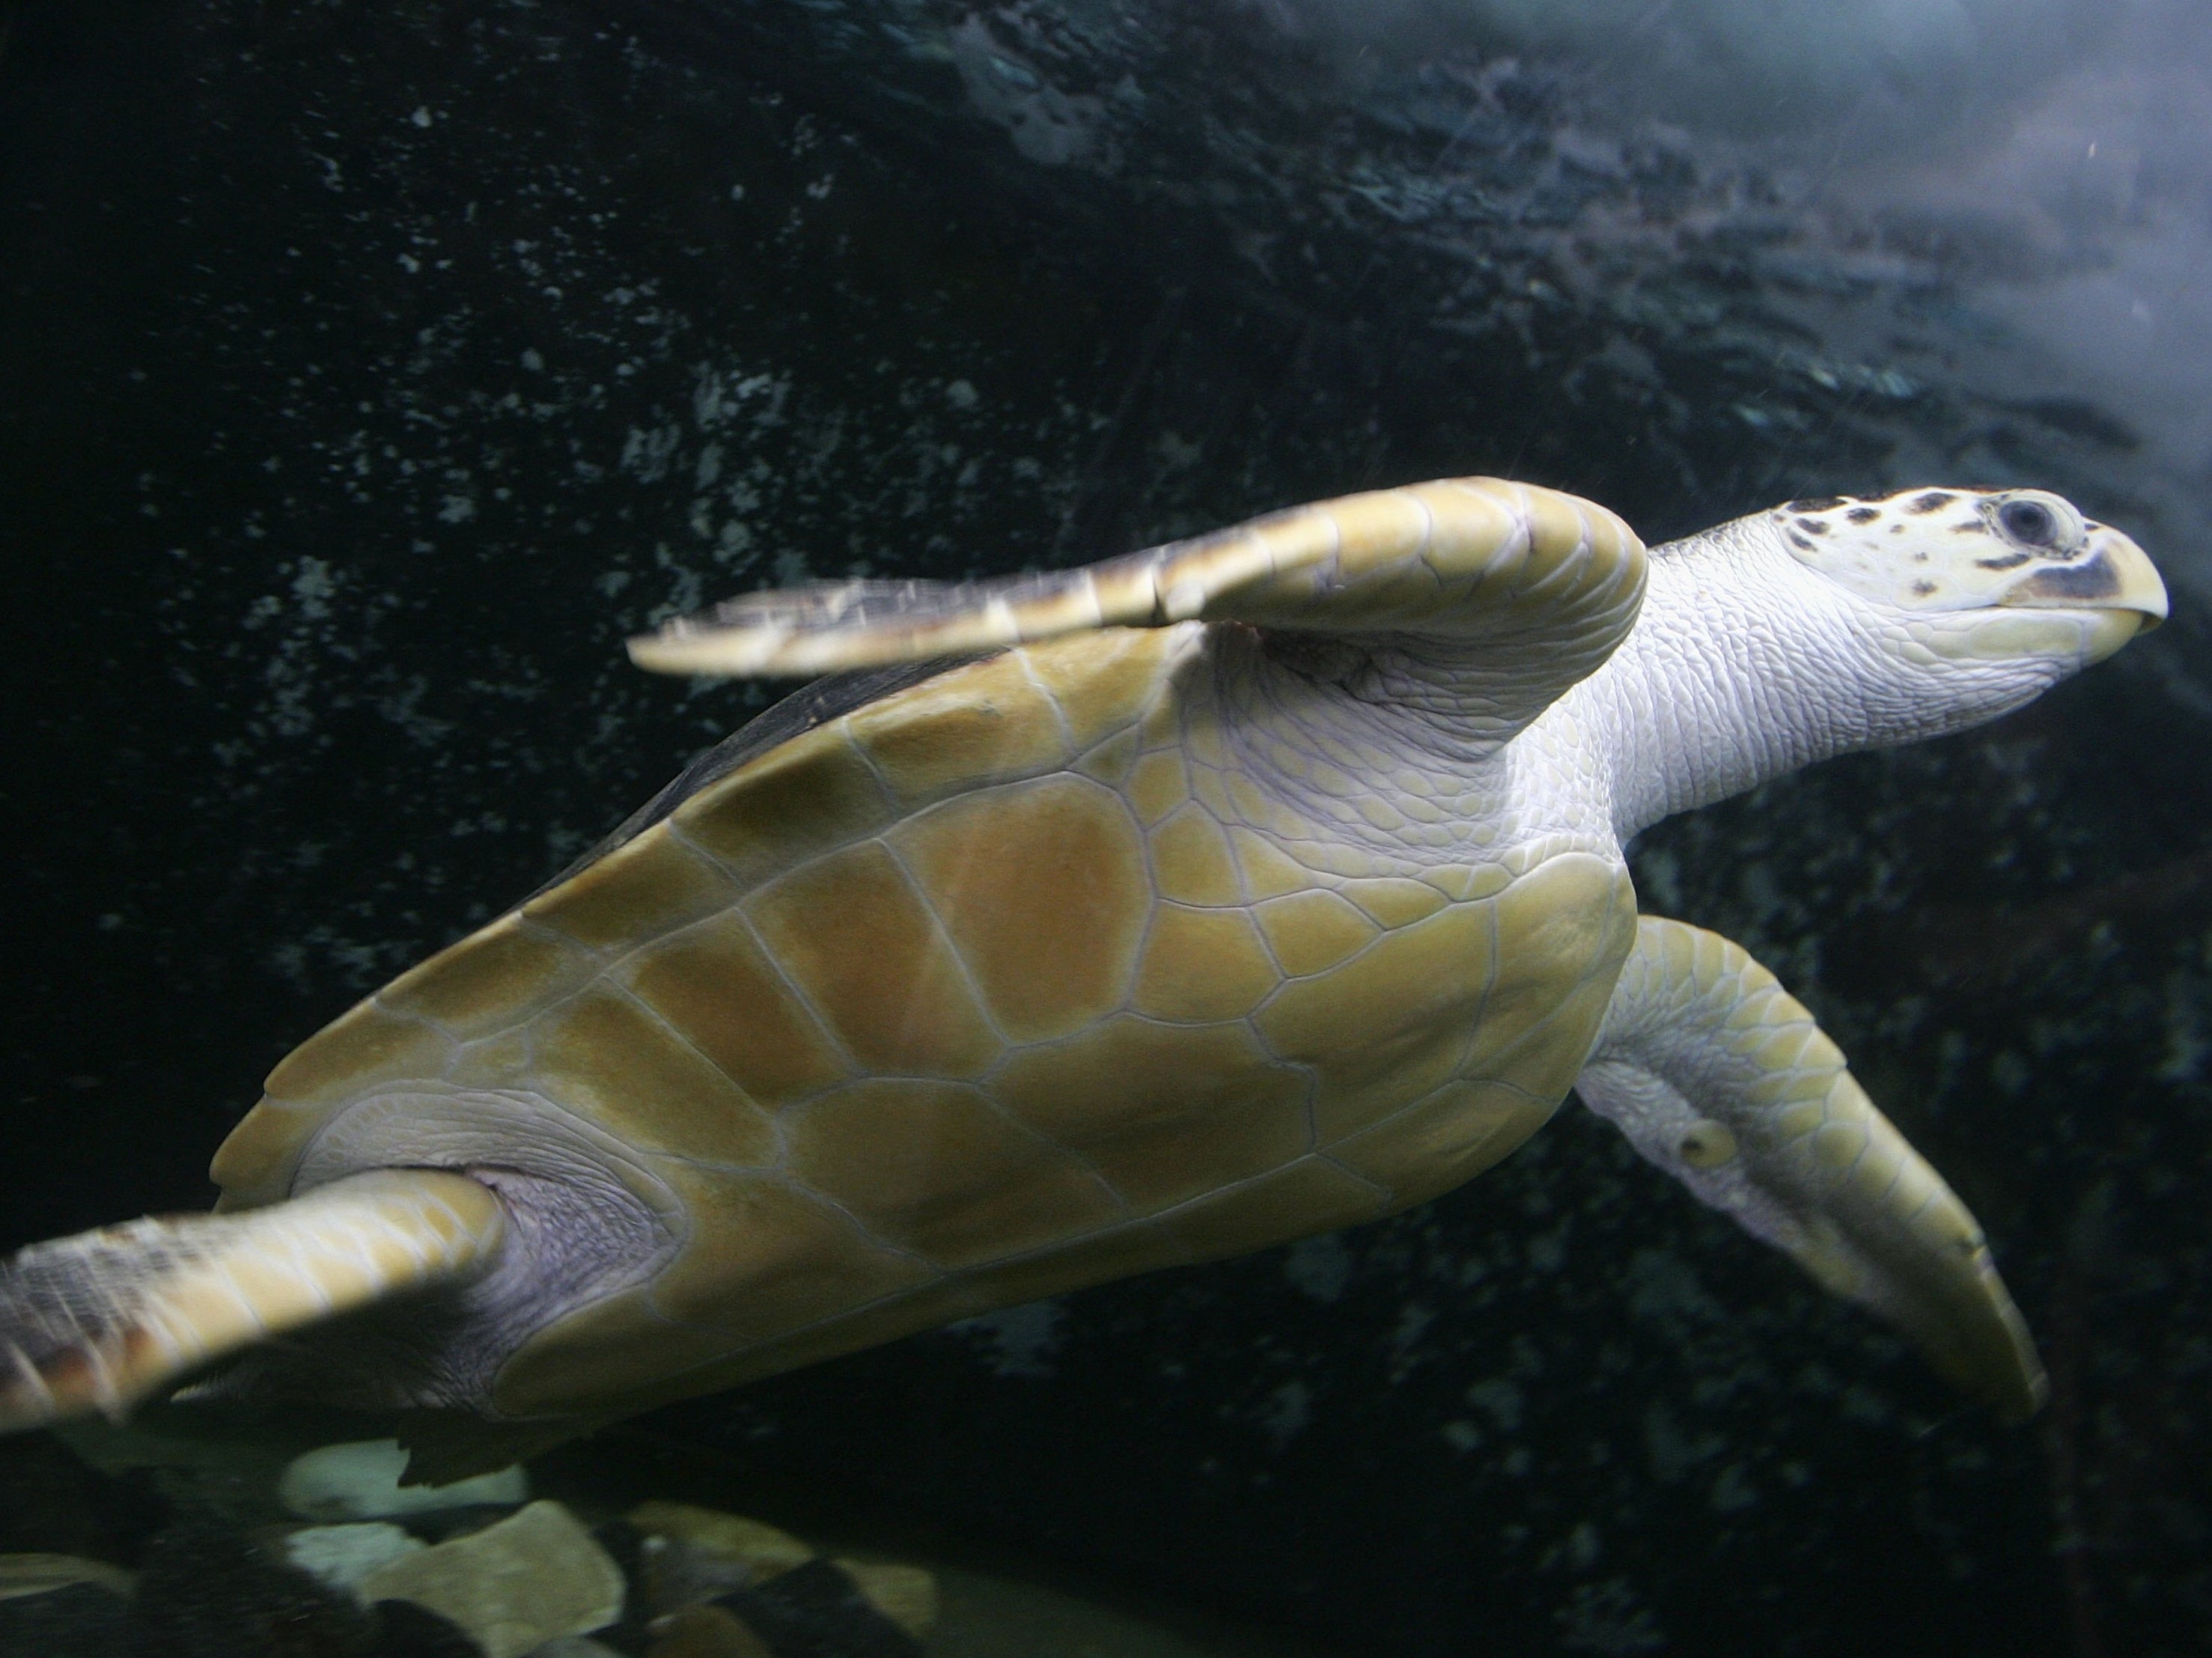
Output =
[{"x1": 1996, "y1": 525, "x2": 2168, "y2": 662}]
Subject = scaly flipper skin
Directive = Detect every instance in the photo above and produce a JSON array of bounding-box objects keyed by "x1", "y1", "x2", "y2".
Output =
[
  {"x1": 0, "y1": 1170, "x2": 504, "y2": 1430},
  {"x1": 1575, "y1": 918, "x2": 2047, "y2": 1421},
  {"x1": 628, "y1": 477, "x2": 1645, "y2": 743}
]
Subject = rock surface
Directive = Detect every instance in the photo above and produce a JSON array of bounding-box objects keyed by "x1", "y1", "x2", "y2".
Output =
[
  {"x1": 646, "y1": 1604, "x2": 775, "y2": 1658},
  {"x1": 127, "y1": 1517, "x2": 375, "y2": 1657},
  {"x1": 280, "y1": 1441, "x2": 529, "y2": 1522},
  {"x1": 631, "y1": 1501, "x2": 813, "y2": 1615},
  {"x1": 0, "y1": 1579, "x2": 132, "y2": 1657},
  {"x1": 710, "y1": 1558, "x2": 924, "y2": 1658},
  {"x1": 0, "y1": 1550, "x2": 136, "y2": 1601},
  {"x1": 626, "y1": 1500, "x2": 936, "y2": 1640},
  {"x1": 0, "y1": 1433, "x2": 168, "y2": 1561},
  {"x1": 832, "y1": 1561, "x2": 938, "y2": 1643},
  {"x1": 284, "y1": 1522, "x2": 430, "y2": 1597},
  {"x1": 356, "y1": 1500, "x2": 624, "y2": 1658}
]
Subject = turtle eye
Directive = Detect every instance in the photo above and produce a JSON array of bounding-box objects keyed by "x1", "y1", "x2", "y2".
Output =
[
  {"x1": 1999, "y1": 499, "x2": 2056, "y2": 544},
  {"x1": 1991, "y1": 491, "x2": 2082, "y2": 554}
]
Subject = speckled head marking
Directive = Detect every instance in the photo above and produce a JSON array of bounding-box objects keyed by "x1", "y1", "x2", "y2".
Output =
[{"x1": 1772, "y1": 487, "x2": 2165, "y2": 660}]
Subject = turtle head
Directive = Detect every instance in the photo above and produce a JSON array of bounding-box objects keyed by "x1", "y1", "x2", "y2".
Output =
[
  {"x1": 1609, "y1": 483, "x2": 2167, "y2": 830},
  {"x1": 1772, "y1": 487, "x2": 2167, "y2": 671}
]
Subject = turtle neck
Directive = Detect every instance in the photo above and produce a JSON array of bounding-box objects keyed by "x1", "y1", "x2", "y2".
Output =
[{"x1": 1556, "y1": 514, "x2": 2073, "y2": 844}]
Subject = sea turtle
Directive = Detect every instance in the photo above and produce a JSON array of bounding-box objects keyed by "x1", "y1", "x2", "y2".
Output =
[{"x1": 0, "y1": 476, "x2": 2165, "y2": 1475}]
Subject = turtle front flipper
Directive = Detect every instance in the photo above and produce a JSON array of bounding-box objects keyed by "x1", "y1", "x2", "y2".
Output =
[
  {"x1": 1574, "y1": 917, "x2": 2047, "y2": 1421},
  {"x1": 628, "y1": 478, "x2": 1645, "y2": 739},
  {"x1": 0, "y1": 1170, "x2": 505, "y2": 1430}
]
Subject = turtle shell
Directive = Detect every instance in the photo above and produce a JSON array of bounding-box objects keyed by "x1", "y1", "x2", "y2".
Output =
[{"x1": 209, "y1": 621, "x2": 1636, "y2": 1419}]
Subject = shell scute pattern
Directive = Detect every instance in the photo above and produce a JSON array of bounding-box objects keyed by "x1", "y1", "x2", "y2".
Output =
[
  {"x1": 259, "y1": 1000, "x2": 456, "y2": 1112},
  {"x1": 1461, "y1": 856, "x2": 1635, "y2": 1079},
  {"x1": 1020, "y1": 626, "x2": 1174, "y2": 749},
  {"x1": 646, "y1": 1166, "x2": 936, "y2": 1341},
  {"x1": 520, "y1": 831, "x2": 741, "y2": 951},
  {"x1": 617, "y1": 918, "x2": 847, "y2": 1108},
  {"x1": 378, "y1": 916, "x2": 597, "y2": 1040},
  {"x1": 1152, "y1": 1158, "x2": 1386, "y2": 1260},
  {"x1": 888, "y1": 775, "x2": 1151, "y2": 1043},
  {"x1": 1226, "y1": 826, "x2": 1320, "y2": 899},
  {"x1": 669, "y1": 724, "x2": 897, "y2": 887},
  {"x1": 1124, "y1": 749, "x2": 1189, "y2": 824},
  {"x1": 527, "y1": 990, "x2": 776, "y2": 1168},
  {"x1": 1328, "y1": 1079, "x2": 1556, "y2": 1198},
  {"x1": 845, "y1": 650, "x2": 1071, "y2": 805},
  {"x1": 1073, "y1": 726, "x2": 1143, "y2": 789},
  {"x1": 1252, "y1": 889, "x2": 1379, "y2": 977},
  {"x1": 228, "y1": 616, "x2": 1637, "y2": 1413},
  {"x1": 745, "y1": 842, "x2": 1002, "y2": 1078},
  {"x1": 1146, "y1": 805, "x2": 1244, "y2": 905},
  {"x1": 1130, "y1": 905, "x2": 1279, "y2": 1022}
]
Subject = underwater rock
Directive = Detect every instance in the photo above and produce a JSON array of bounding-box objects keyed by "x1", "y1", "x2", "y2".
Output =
[
  {"x1": 354, "y1": 1500, "x2": 624, "y2": 1658},
  {"x1": 826, "y1": 1561, "x2": 937, "y2": 1645},
  {"x1": 707, "y1": 1558, "x2": 925, "y2": 1658},
  {"x1": 0, "y1": 1579, "x2": 132, "y2": 1657},
  {"x1": 519, "y1": 1639, "x2": 627, "y2": 1658},
  {"x1": 279, "y1": 1441, "x2": 528, "y2": 1522},
  {"x1": 627, "y1": 1503, "x2": 814, "y2": 1579},
  {"x1": 0, "y1": 1432, "x2": 168, "y2": 1561},
  {"x1": 0, "y1": 1549, "x2": 137, "y2": 1600},
  {"x1": 127, "y1": 1516, "x2": 375, "y2": 1657},
  {"x1": 629, "y1": 1502, "x2": 813, "y2": 1615},
  {"x1": 284, "y1": 1523, "x2": 430, "y2": 1599},
  {"x1": 624, "y1": 1502, "x2": 936, "y2": 1639},
  {"x1": 645, "y1": 1604, "x2": 774, "y2": 1658},
  {"x1": 365, "y1": 1597, "x2": 486, "y2": 1658}
]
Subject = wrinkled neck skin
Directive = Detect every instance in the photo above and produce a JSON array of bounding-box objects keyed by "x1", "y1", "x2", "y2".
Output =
[
  {"x1": 1549, "y1": 516, "x2": 2072, "y2": 844},
  {"x1": 1224, "y1": 513, "x2": 2076, "y2": 865}
]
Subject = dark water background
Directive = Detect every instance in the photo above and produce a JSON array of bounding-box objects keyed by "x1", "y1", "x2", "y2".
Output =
[{"x1": 3, "y1": 2, "x2": 2210, "y2": 1653}]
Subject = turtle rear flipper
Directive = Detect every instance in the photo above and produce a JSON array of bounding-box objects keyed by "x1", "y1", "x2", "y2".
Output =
[
  {"x1": 0, "y1": 1169, "x2": 505, "y2": 1430},
  {"x1": 1576, "y1": 917, "x2": 2047, "y2": 1422}
]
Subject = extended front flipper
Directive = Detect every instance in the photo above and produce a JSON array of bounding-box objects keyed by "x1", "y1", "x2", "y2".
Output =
[
  {"x1": 0, "y1": 1170, "x2": 505, "y2": 1430},
  {"x1": 1576, "y1": 917, "x2": 2046, "y2": 1421},
  {"x1": 630, "y1": 478, "x2": 1646, "y2": 746}
]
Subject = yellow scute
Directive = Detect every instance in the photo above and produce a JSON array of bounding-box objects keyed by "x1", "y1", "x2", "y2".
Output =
[
  {"x1": 849, "y1": 651, "x2": 1072, "y2": 805},
  {"x1": 521, "y1": 831, "x2": 737, "y2": 951},
  {"x1": 784, "y1": 1079, "x2": 1124, "y2": 1267},
  {"x1": 746, "y1": 843, "x2": 1000, "y2": 1076},
  {"x1": 1147, "y1": 805, "x2": 1243, "y2": 905},
  {"x1": 889, "y1": 776, "x2": 1148, "y2": 1043},
  {"x1": 672, "y1": 726, "x2": 892, "y2": 887},
  {"x1": 1131, "y1": 905, "x2": 1279, "y2": 1022},
  {"x1": 209, "y1": 1097, "x2": 322, "y2": 1207},
  {"x1": 1160, "y1": 1159, "x2": 1389, "y2": 1261},
  {"x1": 646, "y1": 1163, "x2": 939, "y2": 1341},
  {"x1": 263, "y1": 1000, "x2": 454, "y2": 1108},
  {"x1": 1255, "y1": 899, "x2": 1494, "y2": 1119},
  {"x1": 1463, "y1": 855, "x2": 1636, "y2": 1077},
  {"x1": 621, "y1": 912, "x2": 850, "y2": 1108},
  {"x1": 1326, "y1": 1079, "x2": 1557, "y2": 1204},
  {"x1": 530, "y1": 989, "x2": 778, "y2": 1167},
  {"x1": 1017, "y1": 627, "x2": 1183, "y2": 749},
  {"x1": 990, "y1": 1016, "x2": 1310, "y2": 1213},
  {"x1": 1253, "y1": 889, "x2": 1378, "y2": 977},
  {"x1": 379, "y1": 916, "x2": 594, "y2": 1039}
]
